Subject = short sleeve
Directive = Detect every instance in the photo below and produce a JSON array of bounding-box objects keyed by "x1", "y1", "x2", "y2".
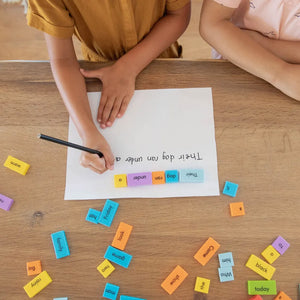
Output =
[
  {"x1": 166, "y1": 0, "x2": 191, "y2": 11},
  {"x1": 27, "y1": 0, "x2": 74, "y2": 38},
  {"x1": 213, "y1": 0, "x2": 242, "y2": 8}
]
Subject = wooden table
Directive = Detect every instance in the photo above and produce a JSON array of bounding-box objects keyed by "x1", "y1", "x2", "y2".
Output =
[{"x1": 0, "y1": 60, "x2": 299, "y2": 300}]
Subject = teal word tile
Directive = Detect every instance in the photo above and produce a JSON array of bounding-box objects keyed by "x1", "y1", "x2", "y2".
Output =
[
  {"x1": 104, "y1": 246, "x2": 132, "y2": 268},
  {"x1": 103, "y1": 283, "x2": 119, "y2": 300},
  {"x1": 179, "y1": 169, "x2": 204, "y2": 183},
  {"x1": 85, "y1": 208, "x2": 101, "y2": 224},
  {"x1": 120, "y1": 296, "x2": 146, "y2": 300},
  {"x1": 223, "y1": 181, "x2": 239, "y2": 197},
  {"x1": 165, "y1": 170, "x2": 179, "y2": 183},
  {"x1": 218, "y1": 267, "x2": 234, "y2": 282},
  {"x1": 218, "y1": 252, "x2": 234, "y2": 267},
  {"x1": 51, "y1": 231, "x2": 70, "y2": 259},
  {"x1": 99, "y1": 199, "x2": 119, "y2": 227}
]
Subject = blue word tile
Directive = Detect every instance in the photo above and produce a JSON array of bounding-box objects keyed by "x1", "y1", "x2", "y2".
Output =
[
  {"x1": 85, "y1": 208, "x2": 101, "y2": 224},
  {"x1": 120, "y1": 296, "x2": 146, "y2": 300},
  {"x1": 103, "y1": 283, "x2": 120, "y2": 300},
  {"x1": 218, "y1": 252, "x2": 234, "y2": 268},
  {"x1": 99, "y1": 199, "x2": 119, "y2": 227},
  {"x1": 179, "y1": 169, "x2": 204, "y2": 183},
  {"x1": 51, "y1": 231, "x2": 70, "y2": 259},
  {"x1": 104, "y1": 246, "x2": 132, "y2": 268},
  {"x1": 218, "y1": 267, "x2": 234, "y2": 282},
  {"x1": 53, "y1": 298, "x2": 68, "y2": 300},
  {"x1": 222, "y1": 181, "x2": 239, "y2": 197},
  {"x1": 165, "y1": 170, "x2": 179, "y2": 183}
]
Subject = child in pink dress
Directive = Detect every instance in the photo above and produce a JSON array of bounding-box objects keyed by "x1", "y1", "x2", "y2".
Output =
[{"x1": 200, "y1": 0, "x2": 300, "y2": 101}]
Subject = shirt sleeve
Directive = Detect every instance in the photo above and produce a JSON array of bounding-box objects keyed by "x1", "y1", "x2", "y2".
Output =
[
  {"x1": 166, "y1": 0, "x2": 191, "y2": 11},
  {"x1": 213, "y1": 0, "x2": 242, "y2": 9},
  {"x1": 27, "y1": 0, "x2": 74, "y2": 38}
]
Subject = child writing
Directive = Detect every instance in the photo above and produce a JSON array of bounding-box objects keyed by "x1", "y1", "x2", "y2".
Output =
[
  {"x1": 27, "y1": 0, "x2": 191, "y2": 174},
  {"x1": 199, "y1": 0, "x2": 300, "y2": 102}
]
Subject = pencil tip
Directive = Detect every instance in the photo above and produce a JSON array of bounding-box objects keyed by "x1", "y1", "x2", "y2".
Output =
[{"x1": 37, "y1": 133, "x2": 41, "y2": 139}]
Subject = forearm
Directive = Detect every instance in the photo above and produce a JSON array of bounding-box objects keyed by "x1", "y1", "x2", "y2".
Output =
[
  {"x1": 50, "y1": 58, "x2": 97, "y2": 140},
  {"x1": 115, "y1": 3, "x2": 190, "y2": 76},
  {"x1": 243, "y1": 31, "x2": 300, "y2": 64}
]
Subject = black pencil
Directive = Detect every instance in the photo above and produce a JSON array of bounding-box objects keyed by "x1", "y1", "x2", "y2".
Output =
[{"x1": 38, "y1": 133, "x2": 103, "y2": 158}]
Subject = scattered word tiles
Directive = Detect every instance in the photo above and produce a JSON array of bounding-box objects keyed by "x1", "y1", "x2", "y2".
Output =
[{"x1": 114, "y1": 169, "x2": 204, "y2": 187}]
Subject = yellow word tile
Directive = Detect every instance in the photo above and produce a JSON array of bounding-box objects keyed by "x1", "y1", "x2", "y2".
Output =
[
  {"x1": 194, "y1": 237, "x2": 220, "y2": 266},
  {"x1": 152, "y1": 171, "x2": 165, "y2": 184},
  {"x1": 4, "y1": 155, "x2": 30, "y2": 175},
  {"x1": 26, "y1": 260, "x2": 42, "y2": 276},
  {"x1": 261, "y1": 245, "x2": 280, "y2": 264},
  {"x1": 229, "y1": 202, "x2": 245, "y2": 216},
  {"x1": 114, "y1": 174, "x2": 127, "y2": 188},
  {"x1": 274, "y1": 291, "x2": 292, "y2": 300},
  {"x1": 97, "y1": 259, "x2": 115, "y2": 278},
  {"x1": 23, "y1": 270, "x2": 52, "y2": 298},
  {"x1": 246, "y1": 254, "x2": 276, "y2": 280},
  {"x1": 112, "y1": 222, "x2": 133, "y2": 251},
  {"x1": 194, "y1": 276, "x2": 210, "y2": 294},
  {"x1": 161, "y1": 265, "x2": 188, "y2": 295}
]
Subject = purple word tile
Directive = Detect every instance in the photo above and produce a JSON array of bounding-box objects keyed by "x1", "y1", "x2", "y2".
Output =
[
  {"x1": 0, "y1": 193, "x2": 14, "y2": 211},
  {"x1": 271, "y1": 236, "x2": 290, "y2": 255},
  {"x1": 127, "y1": 172, "x2": 152, "y2": 187}
]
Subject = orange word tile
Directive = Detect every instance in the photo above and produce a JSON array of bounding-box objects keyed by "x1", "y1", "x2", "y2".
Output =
[
  {"x1": 111, "y1": 222, "x2": 133, "y2": 251},
  {"x1": 26, "y1": 260, "x2": 42, "y2": 276},
  {"x1": 161, "y1": 265, "x2": 188, "y2": 295},
  {"x1": 152, "y1": 171, "x2": 165, "y2": 184},
  {"x1": 194, "y1": 237, "x2": 220, "y2": 266},
  {"x1": 229, "y1": 202, "x2": 245, "y2": 217}
]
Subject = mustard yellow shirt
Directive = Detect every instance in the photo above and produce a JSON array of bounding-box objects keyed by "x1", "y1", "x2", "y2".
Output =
[{"x1": 27, "y1": 0, "x2": 190, "y2": 62}]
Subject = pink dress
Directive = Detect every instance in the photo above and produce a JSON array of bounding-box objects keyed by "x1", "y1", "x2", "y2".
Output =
[{"x1": 212, "y1": 0, "x2": 300, "y2": 58}]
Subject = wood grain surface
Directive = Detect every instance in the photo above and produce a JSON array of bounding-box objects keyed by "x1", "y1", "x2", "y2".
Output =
[{"x1": 0, "y1": 60, "x2": 299, "y2": 300}]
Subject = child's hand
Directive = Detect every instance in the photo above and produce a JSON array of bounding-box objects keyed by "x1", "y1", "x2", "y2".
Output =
[
  {"x1": 80, "y1": 130, "x2": 115, "y2": 174},
  {"x1": 273, "y1": 63, "x2": 300, "y2": 101},
  {"x1": 80, "y1": 64, "x2": 135, "y2": 129}
]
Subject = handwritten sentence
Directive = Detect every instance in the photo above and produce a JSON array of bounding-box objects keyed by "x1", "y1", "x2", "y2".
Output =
[{"x1": 114, "y1": 151, "x2": 203, "y2": 165}]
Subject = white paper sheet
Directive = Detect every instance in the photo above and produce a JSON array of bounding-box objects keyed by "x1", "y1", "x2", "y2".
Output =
[{"x1": 65, "y1": 88, "x2": 219, "y2": 200}]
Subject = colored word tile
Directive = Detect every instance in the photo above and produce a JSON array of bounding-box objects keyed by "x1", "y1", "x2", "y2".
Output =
[
  {"x1": 120, "y1": 296, "x2": 146, "y2": 300},
  {"x1": 229, "y1": 202, "x2": 245, "y2": 217},
  {"x1": 261, "y1": 245, "x2": 280, "y2": 264},
  {"x1": 85, "y1": 208, "x2": 101, "y2": 224},
  {"x1": 161, "y1": 265, "x2": 188, "y2": 295},
  {"x1": 127, "y1": 172, "x2": 152, "y2": 187},
  {"x1": 103, "y1": 283, "x2": 120, "y2": 300},
  {"x1": 249, "y1": 296, "x2": 263, "y2": 300},
  {"x1": 112, "y1": 222, "x2": 133, "y2": 250},
  {"x1": 274, "y1": 291, "x2": 292, "y2": 300},
  {"x1": 194, "y1": 276, "x2": 210, "y2": 294},
  {"x1": 4, "y1": 155, "x2": 30, "y2": 175},
  {"x1": 23, "y1": 270, "x2": 52, "y2": 298},
  {"x1": 0, "y1": 193, "x2": 14, "y2": 211},
  {"x1": 97, "y1": 259, "x2": 115, "y2": 278},
  {"x1": 271, "y1": 236, "x2": 290, "y2": 255},
  {"x1": 179, "y1": 169, "x2": 204, "y2": 183},
  {"x1": 99, "y1": 199, "x2": 119, "y2": 227},
  {"x1": 246, "y1": 254, "x2": 276, "y2": 280},
  {"x1": 51, "y1": 230, "x2": 70, "y2": 259},
  {"x1": 194, "y1": 237, "x2": 220, "y2": 266},
  {"x1": 114, "y1": 174, "x2": 127, "y2": 188},
  {"x1": 218, "y1": 267, "x2": 234, "y2": 282},
  {"x1": 152, "y1": 171, "x2": 165, "y2": 184},
  {"x1": 218, "y1": 252, "x2": 234, "y2": 267},
  {"x1": 104, "y1": 246, "x2": 132, "y2": 268},
  {"x1": 26, "y1": 260, "x2": 42, "y2": 276},
  {"x1": 247, "y1": 280, "x2": 277, "y2": 295},
  {"x1": 165, "y1": 170, "x2": 179, "y2": 183},
  {"x1": 222, "y1": 181, "x2": 238, "y2": 197},
  {"x1": 53, "y1": 298, "x2": 68, "y2": 300}
]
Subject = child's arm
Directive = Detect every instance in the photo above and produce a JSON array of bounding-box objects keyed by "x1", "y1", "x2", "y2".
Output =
[
  {"x1": 199, "y1": 0, "x2": 300, "y2": 101},
  {"x1": 81, "y1": 2, "x2": 191, "y2": 128},
  {"x1": 44, "y1": 33, "x2": 115, "y2": 174},
  {"x1": 242, "y1": 29, "x2": 300, "y2": 64}
]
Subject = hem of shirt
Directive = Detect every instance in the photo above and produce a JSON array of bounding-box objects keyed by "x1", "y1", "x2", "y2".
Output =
[
  {"x1": 27, "y1": 12, "x2": 74, "y2": 38},
  {"x1": 213, "y1": 0, "x2": 240, "y2": 9},
  {"x1": 167, "y1": 0, "x2": 191, "y2": 11}
]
